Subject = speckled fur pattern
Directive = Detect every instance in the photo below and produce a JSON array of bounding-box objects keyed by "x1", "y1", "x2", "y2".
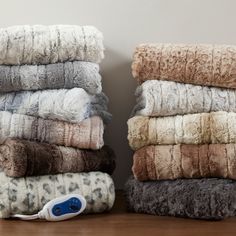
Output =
[
  {"x1": 0, "y1": 88, "x2": 111, "y2": 124},
  {"x1": 125, "y1": 176, "x2": 236, "y2": 220},
  {"x1": 132, "y1": 43, "x2": 236, "y2": 89},
  {"x1": 0, "y1": 171, "x2": 115, "y2": 218},
  {"x1": 0, "y1": 61, "x2": 102, "y2": 94},
  {"x1": 0, "y1": 25, "x2": 104, "y2": 65},
  {"x1": 128, "y1": 111, "x2": 236, "y2": 150},
  {"x1": 0, "y1": 112, "x2": 104, "y2": 149}
]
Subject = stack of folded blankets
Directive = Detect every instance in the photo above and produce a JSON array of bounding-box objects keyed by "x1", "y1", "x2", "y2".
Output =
[
  {"x1": 125, "y1": 43, "x2": 236, "y2": 220},
  {"x1": 0, "y1": 25, "x2": 116, "y2": 218}
]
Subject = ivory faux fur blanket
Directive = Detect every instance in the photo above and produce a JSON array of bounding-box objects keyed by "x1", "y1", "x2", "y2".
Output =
[
  {"x1": 0, "y1": 88, "x2": 111, "y2": 124},
  {"x1": 128, "y1": 111, "x2": 236, "y2": 150},
  {"x1": 133, "y1": 80, "x2": 236, "y2": 117},
  {"x1": 0, "y1": 25, "x2": 104, "y2": 65},
  {"x1": 0, "y1": 61, "x2": 102, "y2": 94},
  {"x1": 125, "y1": 176, "x2": 236, "y2": 220},
  {"x1": 132, "y1": 43, "x2": 236, "y2": 89},
  {"x1": 133, "y1": 144, "x2": 236, "y2": 181},
  {"x1": 0, "y1": 112, "x2": 104, "y2": 149},
  {"x1": 0, "y1": 138, "x2": 116, "y2": 177},
  {"x1": 0, "y1": 171, "x2": 115, "y2": 218}
]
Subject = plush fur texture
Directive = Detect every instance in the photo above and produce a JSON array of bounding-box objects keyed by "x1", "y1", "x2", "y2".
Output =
[
  {"x1": 128, "y1": 112, "x2": 236, "y2": 150},
  {"x1": 133, "y1": 144, "x2": 236, "y2": 181},
  {"x1": 125, "y1": 176, "x2": 236, "y2": 220},
  {"x1": 0, "y1": 138, "x2": 116, "y2": 177},
  {"x1": 0, "y1": 25, "x2": 104, "y2": 65},
  {"x1": 0, "y1": 88, "x2": 111, "y2": 124},
  {"x1": 0, "y1": 171, "x2": 115, "y2": 218},
  {"x1": 0, "y1": 112, "x2": 104, "y2": 149},
  {"x1": 132, "y1": 43, "x2": 236, "y2": 89},
  {"x1": 133, "y1": 80, "x2": 236, "y2": 117},
  {"x1": 0, "y1": 61, "x2": 102, "y2": 94}
]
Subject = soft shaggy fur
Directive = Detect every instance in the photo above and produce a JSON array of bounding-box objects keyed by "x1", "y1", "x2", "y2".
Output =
[
  {"x1": 133, "y1": 80, "x2": 236, "y2": 117},
  {"x1": 0, "y1": 171, "x2": 115, "y2": 218},
  {"x1": 125, "y1": 176, "x2": 236, "y2": 220},
  {"x1": 0, "y1": 25, "x2": 104, "y2": 65},
  {"x1": 133, "y1": 144, "x2": 236, "y2": 181},
  {"x1": 0, "y1": 112, "x2": 104, "y2": 149},
  {"x1": 128, "y1": 112, "x2": 236, "y2": 150},
  {"x1": 132, "y1": 43, "x2": 236, "y2": 89},
  {"x1": 0, "y1": 61, "x2": 102, "y2": 94},
  {"x1": 0, "y1": 138, "x2": 116, "y2": 177},
  {"x1": 0, "y1": 88, "x2": 111, "y2": 124}
]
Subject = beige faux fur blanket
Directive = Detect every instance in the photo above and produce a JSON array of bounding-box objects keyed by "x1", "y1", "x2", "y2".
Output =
[
  {"x1": 0, "y1": 112, "x2": 104, "y2": 149},
  {"x1": 128, "y1": 111, "x2": 236, "y2": 150},
  {"x1": 132, "y1": 43, "x2": 236, "y2": 88},
  {"x1": 133, "y1": 144, "x2": 236, "y2": 181}
]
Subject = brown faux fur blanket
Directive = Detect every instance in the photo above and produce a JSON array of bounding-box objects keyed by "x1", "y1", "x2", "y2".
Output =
[
  {"x1": 128, "y1": 111, "x2": 236, "y2": 150},
  {"x1": 0, "y1": 139, "x2": 115, "y2": 177},
  {"x1": 133, "y1": 144, "x2": 236, "y2": 181},
  {"x1": 132, "y1": 43, "x2": 236, "y2": 88}
]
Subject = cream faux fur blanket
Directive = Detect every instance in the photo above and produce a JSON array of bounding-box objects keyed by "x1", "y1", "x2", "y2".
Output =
[
  {"x1": 132, "y1": 43, "x2": 236, "y2": 89},
  {"x1": 133, "y1": 80, "x2": 236, "y2": 117},
  {"x1": 0, "y1": 25, "x2": 104, "y2": 65},
  {"x1": 0, "y1": 61, "x2": 102, "y2": 94},
  {"x1": 128, "y1": 111, "x2": 236, "y2": 150},
  {"x1": 0, "y1": 171, "x2": 115, "y2": 218},
  {"x1": 0, "y1": 88, "x2": 111, "y2": 123},
  {"x1": 133, "y1": 144, "x2": 236, "y2": 181},
  {"x1": 0, "y1": 112, "x2": 104, "y2": 149}
]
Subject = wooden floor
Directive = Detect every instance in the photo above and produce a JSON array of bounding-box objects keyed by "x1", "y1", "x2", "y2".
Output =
[{"x1": 1, "y1": 191, "x2": 236, "y2": 236}]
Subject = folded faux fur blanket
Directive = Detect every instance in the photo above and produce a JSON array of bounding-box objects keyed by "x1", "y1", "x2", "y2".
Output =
[
  {"x1": 133, "y1": 80, "x2": 236, "y2": 117},
  {"x1": 132, "y1": 43, "x2": 236, "y2": 89},
  {"x1": 0, "y1": 138, "x2": 115, "y2": 177},
  {"x1": 0, "y1": 88, "x2": 111, "y2": 124},
  {"x1": 0, "y1": 112, "x2": 104, "y2": 149},
  {"x1": 133, "y1": 144, "x2": 236, "y2": 181},
  {"x1": 128, "y1": 112, "x2": 236, "y2": 150},
  {"x1": 0, "y1": 25, "x2": 104, "y2": 65},
  {"x1": 0, "y1": 61, "x2": 102, "y2": 94},
  {"x1": 125, "y1": 177, "x2": 236, "y2": 220},
  {"x1": 0, "y1": 171, "x2": 115, "y2": 218}
]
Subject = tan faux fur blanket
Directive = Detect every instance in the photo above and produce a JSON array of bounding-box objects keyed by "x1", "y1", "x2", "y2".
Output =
[
  {"x1": 128, "y1": 111, "x2": 236, "y2": 150},
  {"x1": 133, "y1": 144, "x2": 236, "y2": 181},
  {"x1": 0, "y1": 111, "x2": 104, "y2": 149},
  {"x1": 0, "y1": 138, "x2": 115, "y2": 177},
  {"x1": 132, "y1": 43, "x2": 236, "y2": 88}
]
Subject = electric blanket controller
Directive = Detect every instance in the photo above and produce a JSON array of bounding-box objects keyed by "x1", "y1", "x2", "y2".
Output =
[{"x1": 12, "y1": 194, "x2": 87, "y2": 221}]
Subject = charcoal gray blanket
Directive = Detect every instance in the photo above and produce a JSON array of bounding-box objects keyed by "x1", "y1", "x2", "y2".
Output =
[
  {"x1": 125, "y1": 177, "x2": 236, "y2": 220},
  {"x1": 0, "y1": 61, "x2": 101, "y2": 94}
]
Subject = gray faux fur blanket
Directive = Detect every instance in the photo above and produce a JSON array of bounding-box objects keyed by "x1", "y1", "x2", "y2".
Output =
[
  {"x1": 0, "y1": 25, "x2": 104, "y2": 65},
  {"x1": 125, "y1": 176, "x2": 236, "y2": 220},
  {"x1": 0, "y1": 88, "x2": 111, "y2": 124},
  {"x1": 0, "y1": 112, "x2": 104, "y2": 149},
  {"x1": 0, "y1": 61, "x2": 102, "y2": 94},
  {"x1": 0, "y1": 171, "x2": 115, "y2": 218},
  {"x1": 133, "y1": 80, "x2": 236, "y2": 117}
]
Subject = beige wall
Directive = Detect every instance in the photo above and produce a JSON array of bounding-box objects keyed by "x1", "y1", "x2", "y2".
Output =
[{"x1": 0, "y1": 0, "x2": 236, "y2": 188}]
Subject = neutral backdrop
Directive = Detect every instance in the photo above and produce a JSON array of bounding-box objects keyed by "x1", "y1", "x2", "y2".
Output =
[{"x1": 0, "y1": 0, "x2": 236, "y2": 188}]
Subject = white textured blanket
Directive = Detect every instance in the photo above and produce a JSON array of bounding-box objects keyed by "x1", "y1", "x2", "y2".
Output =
[
  {"x1": 0, "y1": 25, "x2": 104, "y2": 65},
  {"x1": 0, "y1": 61, "x2": 102, "y2": 94},
  {"x1": 133, "y1": 80, "x2": 236, "y2": 117},
  {"x1": 0, "y1": 171, "x2": 115, "y2": 218},
  {"x1": 0, "y1": 88, "x2": 111, "y2": 123},
  {"x1": 128, "y1": 111, "x2": 236, "y2": 150}
]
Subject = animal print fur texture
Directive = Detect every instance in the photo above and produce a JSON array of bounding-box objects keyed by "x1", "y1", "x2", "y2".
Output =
[{"x1": 0, "y1": 171, "x2": 115, "y2": 218}]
